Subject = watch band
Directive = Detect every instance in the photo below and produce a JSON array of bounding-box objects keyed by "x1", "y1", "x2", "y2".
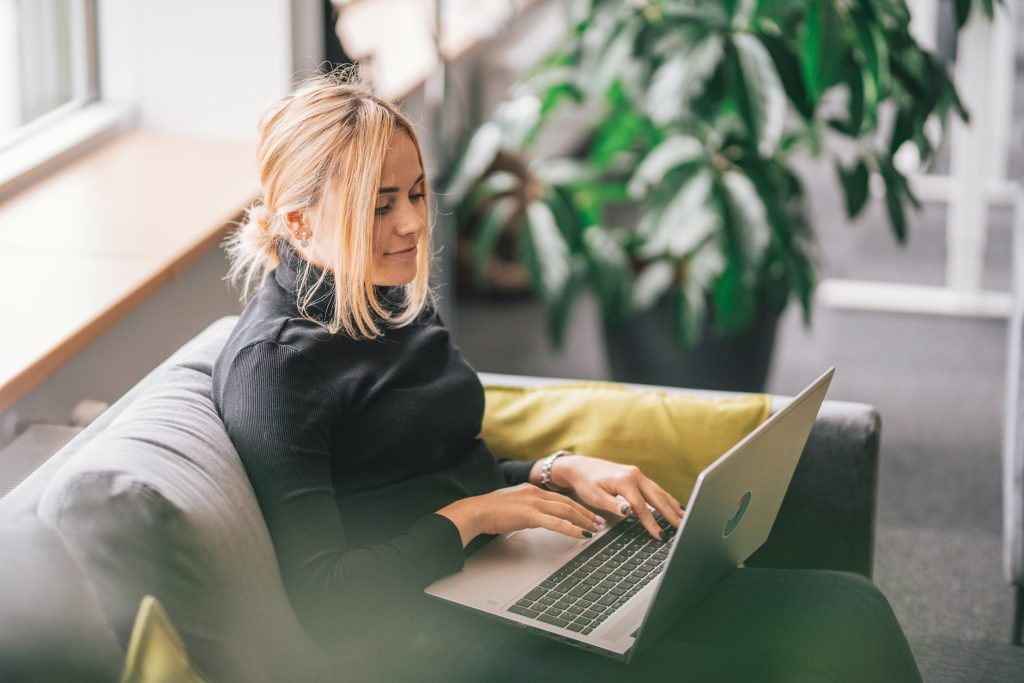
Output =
[{"x1": 540, "y1": 450, "x2": 572, "y2": 493}]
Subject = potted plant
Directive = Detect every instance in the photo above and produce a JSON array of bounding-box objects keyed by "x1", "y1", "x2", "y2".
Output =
[{"x1": 441, "y1": 0, "x2": 999, "y2": 391}]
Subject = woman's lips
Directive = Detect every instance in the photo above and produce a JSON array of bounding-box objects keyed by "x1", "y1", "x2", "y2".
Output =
[{"x1": 386, "y1": 245, "x2": 417, "y2": 258}]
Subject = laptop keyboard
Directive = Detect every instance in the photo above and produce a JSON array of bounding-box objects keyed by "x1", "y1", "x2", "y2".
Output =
[{"x1": 507, "y1": 511, "x2": 676, "y2": 635}]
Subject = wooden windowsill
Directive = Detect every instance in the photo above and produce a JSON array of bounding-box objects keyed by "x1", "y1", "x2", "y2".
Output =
[{"x1": 0, "y1": 129, "x2": 257, "y2": 412}]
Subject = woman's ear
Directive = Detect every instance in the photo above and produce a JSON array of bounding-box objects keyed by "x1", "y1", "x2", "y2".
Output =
[
  {"x1": 284, "y1": 210, "x2": 310, "y2": 240},
  {"x1": 284, "y1": 210, "x2": 306, "y2": 231}
]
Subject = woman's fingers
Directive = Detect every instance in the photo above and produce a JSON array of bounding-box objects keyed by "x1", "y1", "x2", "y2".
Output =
[
  {"x1": 533, "y1": 512, "x2": 594, "y2": 539},
  {"x1": 537, "y1": 499, "x2": 603, "y2": 532},
  {"x1": 535, "y1": 488, "x2": 605, "y2": 529},
  {"x1": 616, "y1": 485, "x2": 663, "y2": 541},
  {"x1": 637, "y1": 478, "x2": 685, "y2": 528},
  {"x1": 577, "y1": 486, "x2": 625, "y2": 518}
]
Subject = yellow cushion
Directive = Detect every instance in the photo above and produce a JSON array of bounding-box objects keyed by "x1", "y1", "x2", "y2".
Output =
[
  {"x1": 481, "y1": 381, "x2": 771, "y2": 503},
  {"x1": 120, "y1": 595, "x2": 210, "y2": 683}
]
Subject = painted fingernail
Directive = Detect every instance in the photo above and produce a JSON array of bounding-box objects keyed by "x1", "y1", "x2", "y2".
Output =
[
  {"x1": 583, "y1": 530, "x2": 594, "y2": 538},
  {"x1": 594, "y1": 516, "x2": 607, "y2": 528},
  {"x1": 620, "y1": 503, "x2": 632, "y2": 516}
]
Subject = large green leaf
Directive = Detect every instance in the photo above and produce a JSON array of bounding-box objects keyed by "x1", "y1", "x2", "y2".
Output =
[
  {"x1": 721, "y1": 170, "x2": 772, "y2": 270},
  {"x1": 530, "y1": 157, "x2": 599, "y2": 186},
  {"x1": 492, "y1": 95, "x2": 542, "y2": 150},
  {"x1": 711, "y1": 257, "x2": 757, "y2": 335},
  {"x1": 955, "y1": 0, "x2": 972, "y2": 27},
  {"x1": 733, "y1": 32, "x2": 787, "y2": 156},
  {"x1": 673, "y1": 273, "x2": 708, "y2": 349},
  {"x1": 590, "y1": 107, "x2": 646, "y2": 167},
  {"x1": 586, "y1": 17, "x2": 640, "y2": 99},
  {"x1": 638, "y1": 169, "x2": 720, "y2": 259},
  {"x1": 459, "y1": 171, "x2": 519, "y2": 220},
  {"x1": 521, "y1": 200, "x2": 572, "y2": 300},
  {"x1": 627, "y1": 135, "x2": 704, "y2": 199},
  {"x1": 546, "y1": 258, "x2": 586, "y2": 350},
  {"x1": 756, "y1": 29, "x2": 812, "y2": 119},
  {"x1": 800, "y1": 0, "x2": 843, "y2": 100},
  {"x1": 855, "y1": 19, "x2": 889, "y2": 106},
  {"x1": 471, "y1": 195, "x2": 520, "y2": 287},
  {"x1": 583, "y1": 227, "x2": 632, "y2": 326},
  {"x1": 646, "y1": 34, "x2": 724, "y2": 125},
  {"x1": 836, "y1": 160, "x2": 870, "y2": 219},
  {"x1": 632, "y1": 260, "x2": 676, "y2": 312},
  {"x1": 801, "y1": 0, "x2": 823, "y2": 99},
  {"x1": 445, "y1": 123, "x2": 503, "y2": 205}
]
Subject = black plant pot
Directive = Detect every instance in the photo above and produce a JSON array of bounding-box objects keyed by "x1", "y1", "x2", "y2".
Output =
[{"x1": 603, "y1": 295, "x2": 780, "y2": 393}]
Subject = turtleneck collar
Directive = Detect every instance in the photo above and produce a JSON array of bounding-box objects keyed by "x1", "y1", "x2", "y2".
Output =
[{"x1": 271, "y1": 240, "x2": 405, "y2": 320}]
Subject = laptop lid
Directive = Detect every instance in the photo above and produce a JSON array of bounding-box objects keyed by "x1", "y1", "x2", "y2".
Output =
[{"x1": 628, "y1": 367, "x2": 834, "y2": 660}]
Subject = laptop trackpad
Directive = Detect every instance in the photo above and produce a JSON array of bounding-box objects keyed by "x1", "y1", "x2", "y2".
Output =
[
  {"x1": 425, "y1": 528, "x2": 587, "y2": 607},
  {"x1": 503, "y1": 527, "x2": 585, "y2": 556}
]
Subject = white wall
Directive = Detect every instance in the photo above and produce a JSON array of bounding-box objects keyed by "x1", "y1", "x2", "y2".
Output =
[{"x1": 98, "y1": 0, "x2": 314, "y2": 142}]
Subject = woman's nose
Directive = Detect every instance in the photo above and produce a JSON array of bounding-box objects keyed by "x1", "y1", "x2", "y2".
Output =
[{"x1": 394, "y1": 205, "x2": 425, "y2": 236}]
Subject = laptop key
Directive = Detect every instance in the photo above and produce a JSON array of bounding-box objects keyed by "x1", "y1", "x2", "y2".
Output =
[
  {"x1": 567, "y1": 622, "x2": 586, "y2": 633},
  {"x1": 568, "y1": 585, "x2": 589, "y2": 598},
  {"x1": 537, "y1": 596, "x2": 555, "y2": 606},
  {"x1": 539, "y1": 614, "x2": 570, "y2": 628},
  {"x1": 554, "y1": 600, "x2": 572, "y2": 610},
  {"x1": 597, "y1": 594, "x2": 617, "y2": 607},
  {"x1": 509, "y1": 605, "x2": 540, "y2": 618},
  {"x1": 523, "y1": 588, "x2": 547, "y2": 601},
  {"x1": 583, "y1": 609, "x2": 601, "y2": 620}
]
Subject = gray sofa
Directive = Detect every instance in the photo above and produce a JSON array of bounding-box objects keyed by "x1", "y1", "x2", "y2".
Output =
[{"x1": 0, "y1": 316, "x2": 882, "y2": 682}]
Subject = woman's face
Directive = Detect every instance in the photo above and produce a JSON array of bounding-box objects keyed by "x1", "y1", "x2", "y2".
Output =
[{"x1": 371, "y1": 132, "x2": 427, "y2": 286}]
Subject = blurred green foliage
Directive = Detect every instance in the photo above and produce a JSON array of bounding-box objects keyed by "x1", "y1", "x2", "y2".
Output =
[{"x1": 442, "y1": 0, "x2": 1001, "y2": 350}]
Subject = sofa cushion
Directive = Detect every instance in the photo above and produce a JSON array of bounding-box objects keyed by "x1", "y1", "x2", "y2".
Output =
[
  {"x1": 36, "y1": 359, "x2": 326, "y2": 683},
  {"x1": 481, "y1": 381, "x2": 771, "y2": 502},
  {"x1": 0, "y1": 515, "x2": 123, "y2": 683}
]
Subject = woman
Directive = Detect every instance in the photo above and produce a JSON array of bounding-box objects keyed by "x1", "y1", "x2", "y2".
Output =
[{"x1": 212, "y1": 68, "x2": 921, "y2": 682}]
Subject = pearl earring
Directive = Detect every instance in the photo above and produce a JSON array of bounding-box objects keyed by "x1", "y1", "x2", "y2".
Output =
[{"x1": 300, "y1": 231, "x2": 310, "y2": 248}]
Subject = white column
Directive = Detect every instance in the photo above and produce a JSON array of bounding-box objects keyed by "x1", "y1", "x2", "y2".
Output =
[{"x1": 946, "y1": 10, "x2": 994, "y2": 295}]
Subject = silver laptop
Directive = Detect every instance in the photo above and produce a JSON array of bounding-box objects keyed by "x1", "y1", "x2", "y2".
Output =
[{"x1": 425, "y1": 368, "x2": 835, "y2": 662}]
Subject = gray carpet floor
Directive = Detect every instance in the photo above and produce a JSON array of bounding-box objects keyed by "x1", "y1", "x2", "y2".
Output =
[{"x1": 449, "y1": 17, "x2": 1024, "y2": 677}]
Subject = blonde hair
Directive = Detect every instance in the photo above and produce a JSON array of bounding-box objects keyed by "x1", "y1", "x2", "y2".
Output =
[{"x1": 224, "y1": 66, "x2": 436, "y2": 339}]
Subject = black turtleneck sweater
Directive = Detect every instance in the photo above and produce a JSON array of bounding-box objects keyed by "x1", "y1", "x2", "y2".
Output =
[{"x1": 211, "y1": 242, "x2": 535, "y2": 646}]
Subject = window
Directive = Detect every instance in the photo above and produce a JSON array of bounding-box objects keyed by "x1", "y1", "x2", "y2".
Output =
[{"x1": 0, "y1": 0, "x2": 97, "y2": 153}]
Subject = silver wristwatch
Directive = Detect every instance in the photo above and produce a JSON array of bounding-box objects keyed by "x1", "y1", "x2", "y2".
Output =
[{"x1": 540, "y1": 449, "x2": 572, "y2": 493}]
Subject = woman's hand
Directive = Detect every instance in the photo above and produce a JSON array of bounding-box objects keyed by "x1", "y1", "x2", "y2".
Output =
[
  {"x1": 533, "y1": 454, "x2": 684, "y2": 541},
  {"x1": 436, "y1": 483, "x2": 605, "y2": 548}
]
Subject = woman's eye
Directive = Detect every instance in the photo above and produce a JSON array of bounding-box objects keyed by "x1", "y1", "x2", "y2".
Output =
[
  {"x1": 375, "y1": 204, "x2": 391, "y2": 216},
  {"x1": 410, "y1": 192, "x2": 425, "y2": 203}
]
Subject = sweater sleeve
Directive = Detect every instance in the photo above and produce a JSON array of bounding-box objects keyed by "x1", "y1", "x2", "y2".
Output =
[
  {"x1": 498, "y1": 458, "x2": 536, "y2": 486},
  {"x1": 217, "y1": 341, "x2": 465, "y2": 643}
]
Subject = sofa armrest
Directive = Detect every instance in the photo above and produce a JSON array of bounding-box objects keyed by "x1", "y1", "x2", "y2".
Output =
[
  {"x1": 746, "y1": 399, "x2": 879, "y2": 578},
  {"x1": 478, "y1": 372, "x2": 879, "y2": 579}
]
